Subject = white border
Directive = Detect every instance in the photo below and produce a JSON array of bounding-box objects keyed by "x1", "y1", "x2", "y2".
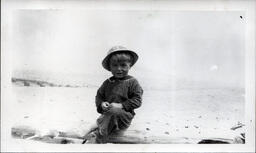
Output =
[{"x1": 1, "y1": 0, "x2": 255, "y2": 152}]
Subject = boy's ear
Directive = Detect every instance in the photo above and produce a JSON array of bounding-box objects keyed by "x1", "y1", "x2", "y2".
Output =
[
  {"x1": 128, "y1": 62, "x2": 132, "y2": 67},
  {"x1": 128, "y1": 64, "x2": 132, "y2": 69}
]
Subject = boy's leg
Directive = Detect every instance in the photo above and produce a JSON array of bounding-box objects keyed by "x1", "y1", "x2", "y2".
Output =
[
  {"x1": 82, "y1": 124, "x2": 98, "y2": 144},
  {"x1": 107, "y1": 107, "x2": 134, "y2": 131},
  {"x1": 82, "y1": 120, "x2": 109, "y2": 144},
  {"x1": 96, "y1": 107, "x2": 134, "y2": 143},
  {"x1": 96, "y1": 114, "x2": 115, "y2": 143}
]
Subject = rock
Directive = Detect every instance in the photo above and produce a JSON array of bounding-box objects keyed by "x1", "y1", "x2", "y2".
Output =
[
  {"x1": 233, "y1": 136, "x2": 245, "y2": 144},
  {"x1": 12, "y1": 126, "x2": 36, "y2": 139},
  {"x1": 198, "y1": 139, "x2": 230, "y2": 144},
  {"x1": 233, "y1": 133, "x2": 245, "y2": 144},
  {"x1": 31, "y1": 136, "x2": 76, "y2": 144},
  {"x1": 58, "y1": 131, "x2": 84, "y2": 139},
  {"x1": 37, "y1": 82, "x2": 45, "y2": 87},
  {"x1": 24, "y1": 81, "x2": 30, "y2": 86}
]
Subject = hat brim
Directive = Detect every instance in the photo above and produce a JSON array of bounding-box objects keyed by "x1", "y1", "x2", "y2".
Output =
[{"x1": 102, "y1": 50, "x2": 138, "y2": 71}]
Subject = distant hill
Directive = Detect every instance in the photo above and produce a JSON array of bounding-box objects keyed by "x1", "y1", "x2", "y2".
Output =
[
  {"x1": 11, "y1": 70, "x2": 104, "y2": 88},
  {"x1": 11, "y1": 77, "x2": 98, "y2": 88},
  {"x1": 11, "y1": 70, "x2": 244, "y2": 90}
]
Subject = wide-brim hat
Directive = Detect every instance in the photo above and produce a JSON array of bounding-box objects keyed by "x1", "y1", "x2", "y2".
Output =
[{"x1": 102, "y1": 46, "x2": 138, "y2": 71}]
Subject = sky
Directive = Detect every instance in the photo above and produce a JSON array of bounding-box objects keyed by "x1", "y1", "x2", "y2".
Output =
[{"x1": 10, "y1": 10, "x2": 245, "y2": 87}]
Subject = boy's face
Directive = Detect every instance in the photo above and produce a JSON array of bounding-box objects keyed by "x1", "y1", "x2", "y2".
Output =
[{"x1": 109, "y1": 59, "x2": 131, "y2": 79}]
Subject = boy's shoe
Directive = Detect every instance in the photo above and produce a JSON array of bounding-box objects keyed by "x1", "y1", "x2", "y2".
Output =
[
  {"x1": 82, "y1": 129, "x2": 109, "y2": 144},
  {"x1": 82, "y1": 130, "x2": 107, "y2": 144},
  {"x1": 82, "y1": 131, "x2": 97, "y2": 144}
]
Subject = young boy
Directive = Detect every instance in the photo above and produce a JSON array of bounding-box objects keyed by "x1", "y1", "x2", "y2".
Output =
[{"x1": 83, "y1": 46, "x2": 143, "y2": 143}]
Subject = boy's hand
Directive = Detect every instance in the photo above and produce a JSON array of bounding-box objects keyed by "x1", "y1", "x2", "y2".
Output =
[
  {"x1": 110, "y1": 103, "x2": 123, "y2": 109},
  {"x1": 101, "y1": 102, "x2": 110, "y2": 111}
]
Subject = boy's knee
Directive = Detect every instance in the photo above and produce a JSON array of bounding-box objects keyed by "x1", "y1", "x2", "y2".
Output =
[{"x1": 99, "y1": 127, "x2": 108, "y2": 137}]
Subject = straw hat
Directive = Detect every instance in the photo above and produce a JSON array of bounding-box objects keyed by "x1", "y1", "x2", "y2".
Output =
[{"x1": 102, "y1": 46, "x2": 138, "y2": 71}]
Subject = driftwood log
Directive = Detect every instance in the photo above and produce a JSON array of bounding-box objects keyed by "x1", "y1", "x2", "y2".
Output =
[{"x1": 11, "y1": 126, "x2": 236, "y2": 144}]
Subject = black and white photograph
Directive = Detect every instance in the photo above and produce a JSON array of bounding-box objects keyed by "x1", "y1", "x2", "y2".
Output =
[{"x1": 1, "y1": 0, "x2": 255, "y2": 152}]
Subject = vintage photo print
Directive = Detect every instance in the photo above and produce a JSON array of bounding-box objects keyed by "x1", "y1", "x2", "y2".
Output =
[{"x1": 1, "y1": 0, "x2": 255, "y2": 152}]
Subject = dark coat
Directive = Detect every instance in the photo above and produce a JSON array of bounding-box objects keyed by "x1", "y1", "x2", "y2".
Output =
[{"x1": 95, "y1": 75, "x2": 143, "y2": 116}]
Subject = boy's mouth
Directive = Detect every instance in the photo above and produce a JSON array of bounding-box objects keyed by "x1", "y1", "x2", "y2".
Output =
[{"x1": 115, "y1": 72, "x2": 124, "y2": 76}]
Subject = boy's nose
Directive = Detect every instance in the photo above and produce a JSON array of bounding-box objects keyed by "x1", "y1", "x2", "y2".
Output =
[{"x1": 117, "y1": 66, "x2": 122, "y2": 70}]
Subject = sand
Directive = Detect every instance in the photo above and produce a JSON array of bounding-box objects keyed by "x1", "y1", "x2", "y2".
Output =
[
  {"x1": 1, "y1": 79, "x2": 246, "y2": 151},
  {"x1": 9, "y1": 84, "x2": 245, "y2": 139}
]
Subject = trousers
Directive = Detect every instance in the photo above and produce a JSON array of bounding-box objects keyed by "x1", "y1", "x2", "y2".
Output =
[{"x1": 96, "y1": 107, "x2": 133, "y2": 142}]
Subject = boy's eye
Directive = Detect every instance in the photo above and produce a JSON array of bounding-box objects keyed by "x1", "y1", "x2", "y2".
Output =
[{"x1": 111, "y1": 63, "x2": 118, "y2": 67}]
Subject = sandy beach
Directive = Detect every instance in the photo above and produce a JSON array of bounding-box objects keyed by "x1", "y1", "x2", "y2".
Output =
[{"x1": 8, "y1": 80, "x2": 245, "y2": 145}]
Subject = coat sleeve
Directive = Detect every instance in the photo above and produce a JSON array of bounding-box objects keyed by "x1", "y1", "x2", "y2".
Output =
[
  {"x1": 95, "y1": 81, "x2": 107, "y2": 114},
  {"x1": 122, "y1": 79, "x2": 143, "y2": 112}
]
